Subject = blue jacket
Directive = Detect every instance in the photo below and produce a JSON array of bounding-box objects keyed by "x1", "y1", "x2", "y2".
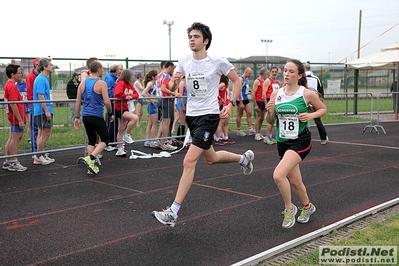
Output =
[{"x1": 103, "y1": 72, "x2": 117, "y2": 98}]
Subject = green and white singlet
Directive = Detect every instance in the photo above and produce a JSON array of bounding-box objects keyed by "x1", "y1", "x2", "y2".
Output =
[{"x1": 275, "y1": 86, "x2": 310, "y2": 143}]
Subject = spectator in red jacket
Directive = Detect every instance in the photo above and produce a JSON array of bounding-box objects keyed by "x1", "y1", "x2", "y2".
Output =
[{"x1": 113, "y1": 69, "x2": 139, "y2": 157}]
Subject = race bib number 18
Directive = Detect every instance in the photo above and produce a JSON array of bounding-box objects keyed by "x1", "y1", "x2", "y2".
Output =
[{"x1": 278, "y1": 114, "x2": 299, "y2": 139}]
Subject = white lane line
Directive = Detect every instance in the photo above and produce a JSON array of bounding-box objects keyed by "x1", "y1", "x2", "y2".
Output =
[{"x1": 320, "y1": 140, "x2": 399, "y2": 150}]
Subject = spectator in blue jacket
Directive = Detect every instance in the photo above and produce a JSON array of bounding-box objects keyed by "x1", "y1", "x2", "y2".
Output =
[{"x1": 103, "y1": 64, "x2": 121, "y2": 151}]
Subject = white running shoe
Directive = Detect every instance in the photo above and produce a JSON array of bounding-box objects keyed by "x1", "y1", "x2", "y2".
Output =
[
  {"x1": 321, "y1": 136, "x2": 329, "y2": 145},
  {"x1": 153, "y1": 140, "x2": 162, "y2": 149},
  {"x1": 297, "y1": 203, "x2": 316, "y2": 223},
  {"x1": 151, "y1": 206, "x2": 177, "y2": 227},
  {"x1": 3, "y1": 161, "x2": 11, "y2": 170},
  {"x1": 149, "y1": 141, "x2": 156, "y2": 148},
  {"x1": 123, "y1": 133, "x2": 134, "y2": 144},
  {"x1": 105, "y1": 145, "x2": 116, "y2": 152},
  {"x1": 240, "y1": 150, "x2": 254, "y2": 175},
  {"x1": 44, "y1": 153, "x2": 55, "y2": 163},
  {"x1": 237, "y1": 130, "x2": 247, "y2": 137},
  {"x1": 162, "y1": 143, "x2": 177, "y2": 151},
  {"x1": 7, "y1": 161, "x2": 28, "y2": 172},
  {"x1": 248, "y1": 128, "x2": 256, "y2": 136},
  {"x1": 254, "y1": 133, "x2": 264, "y2": 141},
  {"x1": 33, "y1": 155, "x2": 51, "y2": 165},
  {"x1": 282, "y1": 204, "x2": 298, "y2": 229},
  {"x1": 115, "y1": 149, "x2": 127, "y2": 157}
]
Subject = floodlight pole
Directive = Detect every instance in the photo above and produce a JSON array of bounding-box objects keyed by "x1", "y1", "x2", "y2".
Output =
[
  {"x1": 163, "y1": 20, "x2": 174, "y2": 60},
  {"x1": 261, "y1": 39, "x2": 273, "y2": 68}
]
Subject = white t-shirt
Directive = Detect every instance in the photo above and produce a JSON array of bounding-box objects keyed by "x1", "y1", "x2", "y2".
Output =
[
  {"x1": 175, "y1": 53, "x2": 234, "y2": 116},
  {"x1": 306, "y1": 77, "x2": 318, "y2": 93},
  {"x1": 134, "y1": 80, "x2": 143, "y2": 98}
]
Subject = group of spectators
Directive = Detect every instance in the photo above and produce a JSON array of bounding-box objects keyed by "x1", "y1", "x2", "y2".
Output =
[
  {"x1": 69, "y1": 58, "x2": 192, "y2": 174},
  {"x1": 1, "y1": 57, "x2": 328, "y2": 174},
  {"x1": 3, "y1": 58, "x2": 56, "y2": 172}
]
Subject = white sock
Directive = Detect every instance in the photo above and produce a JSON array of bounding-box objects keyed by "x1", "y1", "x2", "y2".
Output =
[{"x1": 171, "y1": 201, "x2": 180, "y2": 218}]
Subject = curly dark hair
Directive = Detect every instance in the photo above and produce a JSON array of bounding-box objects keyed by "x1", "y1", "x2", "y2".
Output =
[{"x1": 187, "y1": 22, "x2": 212, "y2": 51}]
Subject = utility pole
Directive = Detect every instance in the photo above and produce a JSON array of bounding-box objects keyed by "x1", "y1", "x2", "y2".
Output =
[{"x1": 163, "y1": 20, "x2": 174, "y2": 60}]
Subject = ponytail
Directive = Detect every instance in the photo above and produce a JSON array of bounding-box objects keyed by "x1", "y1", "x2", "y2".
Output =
[{"x1": 298, "y1": 76, "x2": 308, "y2": 89}]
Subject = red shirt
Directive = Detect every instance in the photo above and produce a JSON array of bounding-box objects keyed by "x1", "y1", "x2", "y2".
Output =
[
  {"x1": 218, "y1": 83, "x2": 229, "y2": 106},
  {"x1": 4, "y1": 80, "x2": 26, "y2": 125},
  {"x1": 254, "y1": 78, "x2": 265, "y2": 102},
  {"x1": 26, "y1": 68, "x2": 39, "y2": 101},
  {"x1": 157, "y1": 72, "x2": 172, "y2": 97},
  {"x1": 266, "y1": 78, "x2": 281, "y2": 99},
  {"x1": 114, "y1": 80, "x2": 139, "y2": 111}
]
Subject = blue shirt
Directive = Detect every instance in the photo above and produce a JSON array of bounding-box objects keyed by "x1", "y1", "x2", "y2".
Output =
[
  {"x1": 15, "y1": 80, "x2": 27, "y2": 94},
  {"x1": 103, "y1": 72, "x2": 117, "y2": 98},
  {"x1": 82, "y1": 78, "x2": 104, "y2": 119},
  {"x1": 33, "y1": 74, "x2": 53, "y2": 116},
  {"x1": 240, "y1": 75, "x2": 249, "y2": 101}
]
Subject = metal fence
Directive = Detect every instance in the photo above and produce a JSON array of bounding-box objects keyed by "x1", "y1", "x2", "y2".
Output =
[
  {"x1": 0, "y1": 57, "x2": 397, "y2": 94},
  {"x1": 1, "y1": 91, "x2": 399, "y2": 161}
]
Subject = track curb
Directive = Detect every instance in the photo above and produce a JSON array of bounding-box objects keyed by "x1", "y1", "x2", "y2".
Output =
[{"x1": 231, "y1": 198, "x2": 399, "y2": 266}]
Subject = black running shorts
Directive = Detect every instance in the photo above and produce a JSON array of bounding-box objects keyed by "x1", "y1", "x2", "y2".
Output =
[{"x1": 186, "y1": 114, "x2": 220, "y2": 150}]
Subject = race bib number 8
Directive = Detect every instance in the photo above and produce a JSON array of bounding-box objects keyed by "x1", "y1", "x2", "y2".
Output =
[
  {"x1": 278, "y1": 114, "x2": 299, "y2": 139},
  {"x1": 187, "y1": 73, "x2": 207, "y2": 97}
]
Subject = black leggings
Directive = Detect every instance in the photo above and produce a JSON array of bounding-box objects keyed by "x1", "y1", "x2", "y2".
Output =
[{"x1": 83, "y1": 116, "x2": 110, "y2": 146}]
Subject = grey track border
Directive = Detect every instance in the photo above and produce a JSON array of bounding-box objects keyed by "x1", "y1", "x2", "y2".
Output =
[{"x1": 231, "y1": 198, "x2": 399, "y2": 266}]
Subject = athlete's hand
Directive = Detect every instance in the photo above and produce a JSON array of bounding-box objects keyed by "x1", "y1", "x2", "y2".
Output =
[
  {"x1": 297, "y1": 112, "x2": 311, "y2": 122},
  {"x1": 172, "y1": 72, "x2": 182, "y2": 85},
  {"x1": 173, "y1": 71, "x2": 182, "y2": 79},
  {"x1": 220, "y1": 104, "x2": 232, "y2": 119},
  {"x1": 74, "y1": 118, "x2": 80, "y2": 129},
  {"x1": 18, "y1": 120, "x2": 25, "y2": 129},
  {"x1": 45, "y1": 111, "x2": 51, "y2": 121},
  {"x1": 266, "y1": 100, "x2": 275, "y2": 112}
]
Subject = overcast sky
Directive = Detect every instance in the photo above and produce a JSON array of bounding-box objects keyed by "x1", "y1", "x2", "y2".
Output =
[{"x1": 2, "y1": 0, "x2": 399, "y2": 65}]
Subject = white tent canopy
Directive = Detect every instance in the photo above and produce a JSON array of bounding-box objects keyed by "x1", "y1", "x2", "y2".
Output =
[
  {"x1": 347, "y1": 43, "x2": 399, "y2": 133},
  {"x1": 347, "y1": 42, "x2": 399, "y2": 70}
]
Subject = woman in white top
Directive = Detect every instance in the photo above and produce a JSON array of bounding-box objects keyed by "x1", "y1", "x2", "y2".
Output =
[{"x1": 134, "y1": 72, "x2": 144, "y2": 125}]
